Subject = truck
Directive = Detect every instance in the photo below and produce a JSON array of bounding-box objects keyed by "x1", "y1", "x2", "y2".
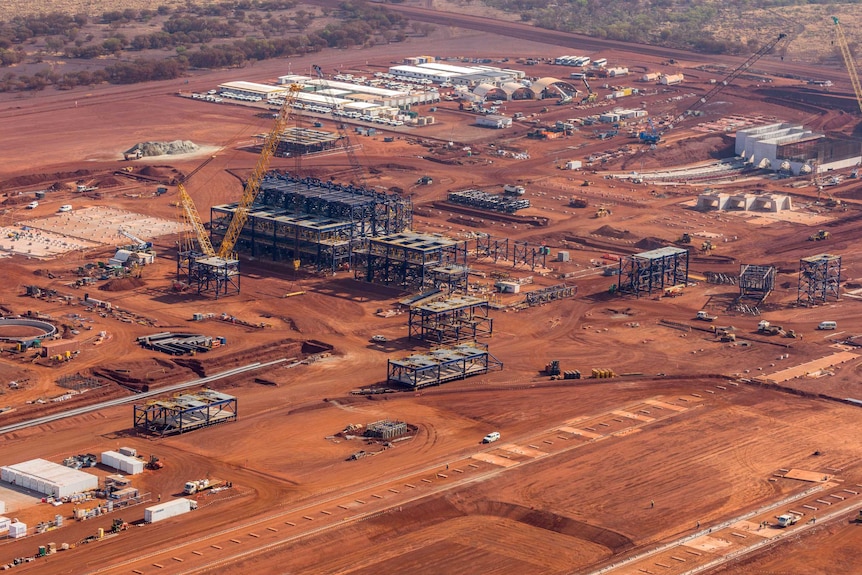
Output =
[
  {"x1": 758, "y1": 320, "x2": 784, "y2": 336},
  {"x1": 503, "y1": 184, "x2": 526, "y2": 195},
  {"x1": 696, "y1": 311, "x2": 718, "y2": 322},
  {"x1": 776, "y1": 513, "x2": 801, "y2": 528},
  {"x1": 183, "y1": 478, "x2": 226, "y2": 495}
]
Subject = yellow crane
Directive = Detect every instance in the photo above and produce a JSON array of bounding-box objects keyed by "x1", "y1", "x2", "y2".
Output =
[
  {"x1": 179, "y1": 84, "x2": 303, "y2": 260},
  {"x1": 832, "y1": 16, "x2": 862, "y2": 114}
]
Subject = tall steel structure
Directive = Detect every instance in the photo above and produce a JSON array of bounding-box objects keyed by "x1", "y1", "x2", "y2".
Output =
[
  {"x1": 408, "y1": 295, "x2": 493, "y2": 344},
  {"x1": 797, "y1": 253, "x2": 841, "y2": 305},
  {"x1": 617, "y1": 246, "x2": 689, "y2": 297},
  {"x1": 738, "y1": 264, "x2": 776, "y2": 302},
  {"x1": 353, "y1": 231, "x2": 468, "y2": 292},
  {"x1": 176, "y1": 85, "x2": 302, "y2": 297},
  {"x1": 209, "y1": 174, "x2": 411, "y2": 273}
]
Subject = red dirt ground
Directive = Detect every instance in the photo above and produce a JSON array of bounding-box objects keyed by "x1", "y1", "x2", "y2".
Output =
[{"x1": 0, "y1": 14, "x2": 861, "y2": 575}]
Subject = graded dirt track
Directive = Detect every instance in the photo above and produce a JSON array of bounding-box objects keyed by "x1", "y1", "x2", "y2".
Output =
[{"x1": 0, "y1": 11, "x2": 861, "y2": 575}]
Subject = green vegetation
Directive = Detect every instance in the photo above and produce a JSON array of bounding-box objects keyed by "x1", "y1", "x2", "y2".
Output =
[
  {"x1": 482, "y1": 0, "x2": 848, "y2": 55},
  {"x1": 0, "y1": 0, "x2": 413, "y2": 92}
]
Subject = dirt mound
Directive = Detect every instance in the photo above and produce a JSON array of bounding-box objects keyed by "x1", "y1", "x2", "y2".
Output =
[
  {"x1": 99, "y1": 277, "x2": 146, "y2": 291},
  {"x1": 593, "y1": 225, "x2": 637, "y2": 240},
  {"x1": 634, "y1": 237, "x2": 667, "y2": 251},
  {"x1": 92, "y1": 176, "x2": 123, "y2": 187},
  {"x1": 139, "y1": 165, "x2": 168, "y2": 177},
  {"x1": 613, "y1": 135, "x2": 733, "y2": 171},
  {"x1": 126, "y1": 140, "x2": 200, "y2": 158},
  {"x1": 1, "y1": 169, "x2": 92, "y2": 190}
]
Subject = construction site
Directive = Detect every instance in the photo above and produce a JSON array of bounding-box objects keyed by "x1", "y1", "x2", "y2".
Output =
[{"x1": 0, "y1": 9, "x2": 862, "y2": 575}]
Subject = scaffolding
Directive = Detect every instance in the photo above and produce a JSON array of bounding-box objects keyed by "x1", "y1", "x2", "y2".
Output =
[
  {"x1": 365, "y1": 420, "x2": 408, "y2": 440},
  {"x1": 387, "y1": 343, "x2": 503, "y2": 388},
  {"x1": 176, "y1": 254, "x2": 240, "y2": 299},
  {"x1": 133, "y1": 389, "x2": 237, "y2": 436},
  {"x1": 206, "y1": 173, "x2": 411, "y2": 273},
  {"x1": 447, "y1": 189, "x2": 531, "y2": 213},
  {"x1": 738, "y1": 264, "x2": 776, "y2": 302},
  {"x1": 408, "y1": 295, "x2": 493, "y2": 344},
  {"x1": 617, "y1": 246, "x2": 689, "y2": 297},
  {"x1": 797, "y1": 253, "x2": 841, "y2": 305},
  {"x1": 513, "y1": 241, "x2": 549, "y2": 271},
  {"x1": 353, "y1": 231, "x2": 469, "y2": 292}
]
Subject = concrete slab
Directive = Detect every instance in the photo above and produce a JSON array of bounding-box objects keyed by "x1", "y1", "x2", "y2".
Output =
[
  {"x1": 558, "y1": 426, "x2": 602, "y2": 439},
  {"x1": 685, "y1": 535, "x2": 733, "y2": 552},
  {"x1": 763, "y1": 351, "x2": 859, "y2": 383},
  {"x1": 471, "y1": 452, "x2": 519, "y2": 467},
  {"x1": 783, "y1": 469, "x2": 832, "y2": 483},
  {"x1": 499, "y1": 444, "x2": 546, "y2": 458}
]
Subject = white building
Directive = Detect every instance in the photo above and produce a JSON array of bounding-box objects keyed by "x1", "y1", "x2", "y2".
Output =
[
  {"x1": 660, "y1": 74, "x2": 685, "y2": 85},
  {"x1": 1, "y1": 459, "x2": 98, "y2": 499},
  {"x1": 101, "y1": 451, "x2": 145, "y2": 475},
  {"x1": 476, "y1": 115, "x2": 512, "y2": 129},
  {"x1": 217, "y1": 81, "x2": 289, "y2": 99}
]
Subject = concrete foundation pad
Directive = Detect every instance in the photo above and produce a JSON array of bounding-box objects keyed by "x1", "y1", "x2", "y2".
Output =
[
  {"x1": 685, "y1": 535, "x2": 733, "y2": 552},
  {"x1": 783, "y1": 469, "x2": 833, "y2": 483},
  {"x1": 499, "y1": 444, "x2": 546, "y2": 458},
  {"x1": 558, "y1": 426, "x2": 602, "y2": 439},
  {"x1": 471, "y1": 452, "x2": 519, "y2": 467}
]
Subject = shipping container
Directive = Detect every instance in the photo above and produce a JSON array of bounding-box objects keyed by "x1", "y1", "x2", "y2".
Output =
[
  {"x1": 101, "y1": 451, "x2": 145, "y2": 475},
  {"x1": 145, "y1": 498, "x2": 194, "y2": 523},
  {"x1": 118, "y1": 447, "x2": 137, "y2": 457},
  {"x1": 0, "y1": 516, "x2": 10, "y2": 532},
  {"x1": 8, "y1": 522, "x2": 27, "y2": 538}
]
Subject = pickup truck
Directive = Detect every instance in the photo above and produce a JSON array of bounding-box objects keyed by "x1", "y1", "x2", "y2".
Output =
[
  {"x1": 776, "y1": 513, "x2": 800, "y2": 527},
  {"x1": 695, "y1": 311, "x2": 718, "y2": 321}
]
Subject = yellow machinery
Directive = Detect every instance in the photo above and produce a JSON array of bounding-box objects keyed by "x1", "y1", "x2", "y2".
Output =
[
  {"x1": 809, "y1": 229, "x2": 830, "y2": 241},
  {"x1": 179, "y1": 84, "x2": 303, "y2": 260},
  {"x1": 833, "y1": 17, "x2": 862, "y2": 114}
]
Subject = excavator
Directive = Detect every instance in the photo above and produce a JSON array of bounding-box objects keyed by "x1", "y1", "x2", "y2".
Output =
[{"x1": 580, "y1": 77, "x2": 597, "y2": 104}]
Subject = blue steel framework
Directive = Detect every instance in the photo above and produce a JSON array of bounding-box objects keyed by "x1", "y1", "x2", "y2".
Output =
[
  {"x1": 797, "y1": 253, "x2": 841, "y2": 305},
  {"x1": 617, "y1": 246, "x2": 689, "y2": 298},
  {"x1": 387, "y1": 344, "x2": 503, "y2": 388},
  {"x1": 133, "y1": 389, "x2": 237, "y2": 436}
]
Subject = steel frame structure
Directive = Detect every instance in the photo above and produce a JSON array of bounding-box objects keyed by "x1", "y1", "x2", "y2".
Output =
[
  {"x1": 133, "y1": 389, "x2": 237, "y2": 436},
  {"x1": 797, "y1": 253, "x2": 841, "y2": 305},
  {"x1": 617, "y1": 246, "x2": 689, "y2": 298},
  {"x1": 353, "y1": 231, "x2": 469, "y2": 292},
  {"x1": 525, "y1": 283, "x2": 577, "y2": 306},
  {"x1": 513, "y1": 240, "x2": 548, "y2": 271},
  {"x1": 176, "y1": 253, "x2": 241, "y2": 299},
  {"x1": 738, "y1": 264, "x2": 776, "y2": 301},
  {"x1": 387, "y1": 343, "x2": 503, "y2": 388},
  {"x1": 200, "y1": 173, "x2": 411, "y2": 274},
  {"x1": 475, "y1": 234, "x2": 509, "y2": 263},
  {"x1": 408, "y1": 295, "x2": 493, "y2": 344}
]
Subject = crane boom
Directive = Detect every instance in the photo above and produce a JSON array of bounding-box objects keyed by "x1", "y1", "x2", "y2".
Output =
[
  {"x1": 178, "y1": 182, "x2": 216, "y2": 257},
  {"x1": 216, "y1": 84, "x2": 302, "y2": 258},
  {"x1": 668, "y1": 33, "x2": 787, "y2": 129},
  {"x1": 832, "y1": 16, "x2": 862, "y2": 114}
]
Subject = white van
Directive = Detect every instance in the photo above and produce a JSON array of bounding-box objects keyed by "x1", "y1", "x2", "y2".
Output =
[
  {"x1": 817, "y1": 321, "x2": 837, "y2": 330},
  {"x1": 482, "y1": 431, "x2": 501, "y2": 444}
]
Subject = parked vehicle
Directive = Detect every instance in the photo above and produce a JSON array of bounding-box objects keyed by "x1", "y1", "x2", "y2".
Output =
[
  {"x1": 58, "y1": 204, "x2": 72, "y2": 212},
  {"x1": 817, "y1": 321, "x2": 837, "y2": 330},
  {"x1": 482, "y1": 431, "x2": 501, "y2": 444},
  {"x1": 26, "y1": 201, "x2": 39, "y2": 209}
]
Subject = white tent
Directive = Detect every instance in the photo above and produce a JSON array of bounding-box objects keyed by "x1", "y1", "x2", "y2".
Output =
[{"x1": 1, "y1": 459, "x2": 98, "y2": 498}]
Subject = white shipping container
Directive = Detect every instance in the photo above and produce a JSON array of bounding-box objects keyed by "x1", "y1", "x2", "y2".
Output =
[
  {"x1": 101, "y1": 451, "x2": 144, "y2": 475},
  {"x1": 8, "y1": 522, "x2": 26, "y2": 538},
  {"x1": 145, "y1": 498, "x2": 193, "y2": 523},
  {"x1": 118, "y1": 447, "x2": 137, "y2": 457},
  {"x1": 0, "y1": 516, "x2": 9, "y2": 532},
  {"x1": 0, "y1": 500, "x2": 4, "y2": 514}
]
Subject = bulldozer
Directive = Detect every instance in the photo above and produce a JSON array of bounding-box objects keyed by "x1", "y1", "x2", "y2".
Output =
[
  {"x1": 594, "y1": 206, "x2": 611, "y2": 218},
  {"x1": 700, "y1": 240, "x2": 714, "y2": 254},
  {"x1": 809, "y1": 229, "x2": 830, "y2": 241},
  {"x1": 678, "y1": 233, "x2": 692, "y2": 244}
]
